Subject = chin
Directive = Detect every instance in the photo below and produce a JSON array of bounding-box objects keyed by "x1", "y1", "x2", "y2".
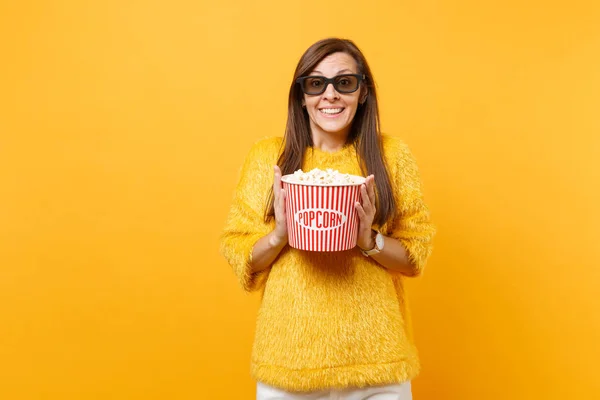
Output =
[{"x1": 323, "y1": 124, "x2": 351, "y2": 134}]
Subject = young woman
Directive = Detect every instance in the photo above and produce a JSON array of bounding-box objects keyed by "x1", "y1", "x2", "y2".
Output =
[{"x1": 221, "y1": 38, "x2": 436, "y2": 400}]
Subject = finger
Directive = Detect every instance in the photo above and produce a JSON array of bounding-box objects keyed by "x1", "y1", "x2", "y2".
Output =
[
  {"x1": 364, "y1": 175, "x2": 373, "y2": 203},
  {"x1": 273, "y1": 166, "x2": 282, "y2": 200},
  {"x1": 363, "y1": 176, "x2": 376, "y2": 213},
  {"x1": 361, "y1": 184, "x2": 371, "y2": 208},
  {"x1": 279, "y1": 188, "x2": 286, "y2": 212},
  {"x1": 355, "y1": 202, "x2": 366, "y2": 220},
  {"x1": 368, "y1": 175, "x2": 376, "y2": 203},
  {"x1": 275, "y1": 187, "x2": 284, "y2": 210},
  {"x1": 274, "y1": 165, "x2": 282, "y2": 187}
]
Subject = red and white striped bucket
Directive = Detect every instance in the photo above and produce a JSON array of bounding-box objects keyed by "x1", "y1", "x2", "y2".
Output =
[{"x1": 281, "y1": 176, "x2": 365, "y2": 252}]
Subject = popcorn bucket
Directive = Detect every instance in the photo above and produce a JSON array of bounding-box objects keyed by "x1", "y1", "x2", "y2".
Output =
[{"x1": 281, "y1": 175, "x2": 365, "y2": 252}]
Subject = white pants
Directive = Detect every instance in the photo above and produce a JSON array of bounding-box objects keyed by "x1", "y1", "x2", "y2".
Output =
[{"x1": 256, "y1": 381, "x2": 412, "y2": 400}]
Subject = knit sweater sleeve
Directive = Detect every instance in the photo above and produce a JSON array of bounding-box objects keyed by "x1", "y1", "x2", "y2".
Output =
[
  {"x1": 219, "y1": 139, "x2": 279, "y2": 292},
  {"x1": 384, "y1": 138, "x2": 436, "y2": 277}
]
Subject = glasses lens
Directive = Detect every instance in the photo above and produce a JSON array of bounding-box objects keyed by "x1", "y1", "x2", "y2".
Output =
[
  {"x1": 302, "y1": 77, "x2": 326, "y2": 94},
  {"x1": 334, "y1": 75, "x2": 359, "y2": 93}
]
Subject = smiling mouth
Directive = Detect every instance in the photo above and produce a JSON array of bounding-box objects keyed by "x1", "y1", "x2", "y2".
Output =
[{"x1": 319, "y1": 108, "x2": 344, "y2": 115}]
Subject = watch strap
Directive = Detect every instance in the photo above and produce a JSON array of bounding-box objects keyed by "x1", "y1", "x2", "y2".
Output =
[{"x1": 360, "y1": 230, "x2": 382, "y2": 257}]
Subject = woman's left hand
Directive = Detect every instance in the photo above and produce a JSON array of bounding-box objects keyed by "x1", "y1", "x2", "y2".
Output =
[{"x1": 355, "y1": 174, "x2": 376, "y2": 250}]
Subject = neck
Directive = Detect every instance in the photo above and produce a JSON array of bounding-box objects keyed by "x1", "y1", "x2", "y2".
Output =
[{"x1": 311, "y1": 129, "x2": 349, "y2": 153}]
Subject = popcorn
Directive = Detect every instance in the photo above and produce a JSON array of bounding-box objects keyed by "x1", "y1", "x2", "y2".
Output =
[
  {"x1": 287, "y1": 168, "x2": 365, "y2": 185},
  {"x1": 281, "y1": 168, "x2": 365, "y2": 251}
]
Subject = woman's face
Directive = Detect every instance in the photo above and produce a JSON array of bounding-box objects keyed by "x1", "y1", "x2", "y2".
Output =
[{"x1": 302, "y1": 52, "x2": 364, "y2": 141}]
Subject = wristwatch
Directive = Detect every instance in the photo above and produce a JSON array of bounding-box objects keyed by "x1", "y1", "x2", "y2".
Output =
[{"x1": 360, "y1": 230, "x2": 385, "y2": 257}]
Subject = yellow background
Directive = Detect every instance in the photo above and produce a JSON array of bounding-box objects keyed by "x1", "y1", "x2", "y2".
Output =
[{"x1": 1, "y1": 1, "x2": 599, "y2": 399}]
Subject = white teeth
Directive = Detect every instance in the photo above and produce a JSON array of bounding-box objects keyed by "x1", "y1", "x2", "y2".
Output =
[{"x1": 320, "y1": 108, "x2": 343, "y2": 114}]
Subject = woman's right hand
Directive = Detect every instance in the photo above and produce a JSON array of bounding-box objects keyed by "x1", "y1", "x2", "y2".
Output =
[
  {"x1": 248, "y1": 166, "x2": 288, "y2": 274},
  {"x1": 270, "y1": 165, "x2": 288, "y2": 248}
]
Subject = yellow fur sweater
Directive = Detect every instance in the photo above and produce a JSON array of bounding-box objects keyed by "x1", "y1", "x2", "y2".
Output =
[{"x1": 220, "y1": 135, "x2": 435, "y2": 392}]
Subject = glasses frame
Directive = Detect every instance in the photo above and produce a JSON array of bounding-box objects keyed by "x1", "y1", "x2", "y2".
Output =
[{"x1": 295, "y1": 74, "x2": 367, "y2": 95}]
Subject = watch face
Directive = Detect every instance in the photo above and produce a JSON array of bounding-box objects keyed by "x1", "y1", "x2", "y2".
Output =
[{"x1": 375, "y1": 233, "x2": 384, "y2": 249}]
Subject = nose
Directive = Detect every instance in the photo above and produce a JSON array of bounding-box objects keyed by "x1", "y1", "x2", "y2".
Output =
[{"x1": 322, "y1": 82, "x2": 339, "y2": 100}]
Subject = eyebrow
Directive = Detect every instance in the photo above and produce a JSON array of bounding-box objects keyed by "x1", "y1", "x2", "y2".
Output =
[{"x1": 310, "y1": 68, "x2": 354, "y2": 75}]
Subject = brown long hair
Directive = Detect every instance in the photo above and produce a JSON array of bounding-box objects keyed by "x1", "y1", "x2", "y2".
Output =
[{"x1": 265, "y1": 38, "x2": 396, "y2": 226}]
